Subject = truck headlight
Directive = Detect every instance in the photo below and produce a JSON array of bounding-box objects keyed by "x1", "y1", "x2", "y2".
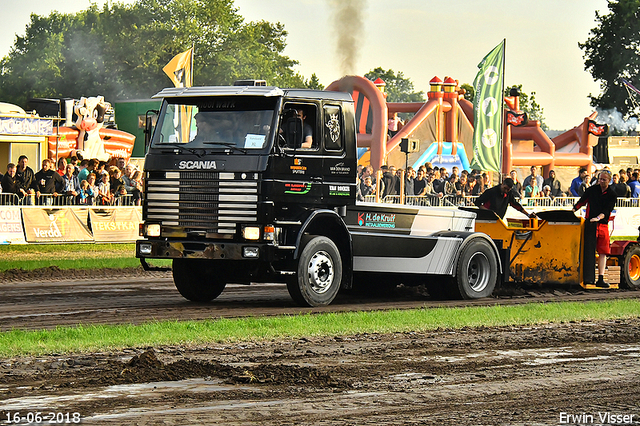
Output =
[
  {"x1": 146, "y1": 224, "x2": 161, "y2": 237},
  {"x1": 242, "y1": 226, "x2": 260, "y2": 240}
]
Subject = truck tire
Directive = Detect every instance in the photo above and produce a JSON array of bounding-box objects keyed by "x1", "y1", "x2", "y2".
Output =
[
  {"x1": 172, "y1": 259, "x2": 227, "y2": 302},
  {"x1": 622, "y1": 245, "x2": 640, "y2": 289},
  {"x1": 451, "y1": 238, "x2": 498, "y2": 299},
  {"x1": 287, "y1": 236, "x2": 342, "y2": 307}
]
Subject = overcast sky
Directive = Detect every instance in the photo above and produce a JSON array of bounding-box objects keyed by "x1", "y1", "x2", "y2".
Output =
[{"x1": 1, "y1": 0, "x2": 612, "y2": 130}]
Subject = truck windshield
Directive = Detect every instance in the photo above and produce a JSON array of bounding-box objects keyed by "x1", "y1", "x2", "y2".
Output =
[{"x1": 152, "y1": 101, "x2": 275, "y2": 150}]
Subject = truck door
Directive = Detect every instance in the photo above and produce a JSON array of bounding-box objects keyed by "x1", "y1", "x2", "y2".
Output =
[
  {"x1": 322, "y1": 102, "x2": 357, "y2": 206},
  {"x1": 269, "y1": 101, "x2": 325, "y2": 205}
]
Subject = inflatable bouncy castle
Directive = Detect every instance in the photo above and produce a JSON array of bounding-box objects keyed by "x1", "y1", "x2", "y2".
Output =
[
  {"x1": 47, "y1": 96, "x2": 135, "y2": 161},
  {"x1": 327, "y1": 75, "x2": 605, "y2": 176}
]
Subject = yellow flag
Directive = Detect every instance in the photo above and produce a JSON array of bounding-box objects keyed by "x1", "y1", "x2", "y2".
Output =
[{"x1": 163, "y1": 48, "x2": 193, "y2": 87}]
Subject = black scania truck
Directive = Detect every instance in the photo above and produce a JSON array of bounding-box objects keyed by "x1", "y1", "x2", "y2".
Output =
[{"x1": 136, "y1": 85, "x2": 501, "y2": 306}]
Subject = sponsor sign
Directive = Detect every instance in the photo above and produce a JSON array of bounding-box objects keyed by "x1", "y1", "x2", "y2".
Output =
[
  {"x1": 0, "y1": 206, "x2": 26, "y2": 244},
  {"x1": 357, "y1": 212, "x2": 397, "y2": 228},
  {"x1": 329, "y1": 162, "x2": 351, "y2": 175},
  {"x1": 89, "y1": 208, "x2": 142, "y2": 242},
  {"x1": 329, "y1": 185, "x2": 350, "y2": 196},
  {"x1": 290, "y1": 158, "x2": 307, "y2": 174},
  {"x1": 284, "y1": 182, "x2": 311, "y2": 194},
  {"x1": 22, "y1": 208, "x2": 93, "y2": 243}
]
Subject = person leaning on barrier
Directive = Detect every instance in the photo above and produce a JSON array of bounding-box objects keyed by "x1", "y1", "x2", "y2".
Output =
[
  {"x1": 1, "y1": 163, "x2": 25, "y2": 200},
  {"x1": 15, "y1": 155, "x2": 35, "y2": 198},
  {"x1": 544, "y1": 169, "x2": 563, "y2": 197},
  {"x1": 572, "y1": 170, "x2": 617, "y2": 288},
  {"x1": 109, "y1": 166, "x2": 127, "y2": 197},
  {"x1": 97, "y1": 172, "x2": 114, "y2": 205},
  {"x1": 611, "y1": 173, "x2": 631, "y2": 198},
  {"x1": 474, "y1": 177, "x2": 536, "y2": 220},
  {"x1": 62, "y1": 163, "x2": 81, "y2": 202},
  {"x1": 32, "y1": 159, "x2": 64, "y2": 200},
  {"x1": 78, "y1": 179, "x2": 95, "y2": 205}
]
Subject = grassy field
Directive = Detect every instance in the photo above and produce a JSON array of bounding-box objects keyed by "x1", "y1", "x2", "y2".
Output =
[
  {"x1": 0, "y1": 243, "x2": 170, "y2": 270},
  {"x1": 1, "y1": 300, "x2": 639, "y2": 357}
]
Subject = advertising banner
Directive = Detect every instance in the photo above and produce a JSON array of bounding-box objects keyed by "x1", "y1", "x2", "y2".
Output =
[
  {"x1": 22, "y1": 208, "x2": 93, "y2": 243},
  {"x1": 0, "y1": 206, "x2": 26, "y2": 244},
  {"x1": 89, "y1": 207, "x2": 142, "y2": 242},
  {"x1": 0, "y1": 116, "x2": 53, "y2": 135}
]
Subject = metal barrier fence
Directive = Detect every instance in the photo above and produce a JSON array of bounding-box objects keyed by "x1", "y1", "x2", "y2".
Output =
[
  {"x1": 0, "y1": 191, "x2": 634, "y2": 208},
  {"x1": 363, "y1": 194, "x2": 632, "y2": 209},
  {"x1": 0, "y1": 193, "x2": 138, "y2": 206},
  {"x1": 0, "y1": 193, "x2": 19, "y2": 205}
]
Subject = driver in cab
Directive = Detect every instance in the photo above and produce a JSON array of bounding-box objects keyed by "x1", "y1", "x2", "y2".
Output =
[{"x1": 192, "y1": 112, "x2": 216, "y2": 143}]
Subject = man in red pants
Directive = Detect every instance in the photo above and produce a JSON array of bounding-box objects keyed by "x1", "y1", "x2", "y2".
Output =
[{"x1": 572, "y1": 170, "x2": 617, "y2": 288}]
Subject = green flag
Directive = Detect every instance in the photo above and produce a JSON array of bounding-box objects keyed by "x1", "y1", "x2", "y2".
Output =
[{"x1": 471, "y1": 40, "x2": 505, "y2": 173}]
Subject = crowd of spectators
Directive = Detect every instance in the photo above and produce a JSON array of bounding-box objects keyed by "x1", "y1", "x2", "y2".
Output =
[
  {"x1": 356, "y1": 163, "x2": 640, "y2": 204},
  {"x1": 0, "y1": 154, "x2": 143, "y2": 206},
  {"x1": 356, "y1": 162, "x2": 496, "y2": 204}
]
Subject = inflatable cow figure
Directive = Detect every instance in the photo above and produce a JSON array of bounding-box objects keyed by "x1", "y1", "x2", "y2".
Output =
[{"x1": 74, "y1": 96, "x2": 110, "y2": 162}]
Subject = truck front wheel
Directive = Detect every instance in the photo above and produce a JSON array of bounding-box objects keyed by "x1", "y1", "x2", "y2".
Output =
[
  {"x1": 172, "y1": 259, "x2": 227, "y2": 302},
  {"x1": 451, "y1": 238, "x2": 498, "y2": 299},
  {"x1": 287, "y1": 236, "x2": 342, "y2": 307}
]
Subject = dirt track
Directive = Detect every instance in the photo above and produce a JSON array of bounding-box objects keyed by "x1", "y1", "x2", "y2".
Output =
[{"x1": 0, "y1": 270, "x2": 639, "y2": 424}]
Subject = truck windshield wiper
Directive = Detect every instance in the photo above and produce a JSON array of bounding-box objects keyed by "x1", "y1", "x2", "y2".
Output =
[
  {"x1": 202, "y1": 141, "x2": 248, "y2": 154},
  {"x1": 157, "y1": 143, "x2": 206, "y2": 157}
]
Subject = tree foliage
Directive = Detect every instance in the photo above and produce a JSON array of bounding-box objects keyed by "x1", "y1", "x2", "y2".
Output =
[
  {"x1": 0, "y1": 0, "x2": 311, "y2": 107},
  {"x1": 579, "y1": 0, "x2": 640, "y2": 117},
  {"x1": 364, "y1": 67, "x2": 425, "y2": 103},
  {"x1": 463, "y1": 83, "x2": 547, "y2": 130}
]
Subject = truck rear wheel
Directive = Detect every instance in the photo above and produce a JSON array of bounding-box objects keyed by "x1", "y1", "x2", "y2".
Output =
[
  {"x1": 287, "y1": 236, "x2": 342, "y2": 307},
  {"x1": 622, "y1": 245, "x2": 640, "y2": 289},
  {"x1": 451, "y1": 238, "x2": 497, "y2": 299},
  {"x1": 172, "y1": 259, "x2": 227, "y2": 302}
]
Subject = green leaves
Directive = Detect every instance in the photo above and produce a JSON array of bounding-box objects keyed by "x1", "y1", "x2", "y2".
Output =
[
  {"x1": 364, "y1": 67, "x2": 425, "y2": 103},
  {"x1": 0, "y1": 0, "x2": 312, "y2": 107},
  {"x1": 579, "y1": 0, "x2": 640, "y2": 119}
]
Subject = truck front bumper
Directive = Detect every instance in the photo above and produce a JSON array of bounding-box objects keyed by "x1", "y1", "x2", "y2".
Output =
[{"x1": 136, "y1": 239, "x2": 287, "y2": 261}]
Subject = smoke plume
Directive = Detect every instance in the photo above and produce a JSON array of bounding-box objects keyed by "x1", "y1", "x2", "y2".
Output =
[
  {"x1": 596, "y1": 107, "x2": 639, "y2": 133},
  {"x1": 329, "y1": 0, "x2": 367, "y2": 76}
]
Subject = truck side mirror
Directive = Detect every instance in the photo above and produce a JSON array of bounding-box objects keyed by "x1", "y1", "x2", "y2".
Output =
[
  {"x1": 144, "y1": 109, "x2": 159, "y2": 152},
  {"x1": 283, "y1": 116, "x2": 303, "y2": 150}
]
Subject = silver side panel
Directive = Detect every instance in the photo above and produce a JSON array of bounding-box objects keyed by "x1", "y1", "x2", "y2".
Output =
[{"x1": 353, "y1": 236, "x2": 462, "y2": 275}]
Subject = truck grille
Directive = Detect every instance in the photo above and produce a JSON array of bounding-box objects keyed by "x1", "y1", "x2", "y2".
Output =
[{"x1": 145, "y1": 171, "x2": 259, "y2": 234}]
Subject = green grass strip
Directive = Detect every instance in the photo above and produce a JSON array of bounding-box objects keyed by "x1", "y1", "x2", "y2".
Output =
[
  {"x1": 0, "y1": 243, "x2": 170, "y2": 270},
  {"x1": 1, "y1": 299, "x2": 639, "y2": 357}
]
